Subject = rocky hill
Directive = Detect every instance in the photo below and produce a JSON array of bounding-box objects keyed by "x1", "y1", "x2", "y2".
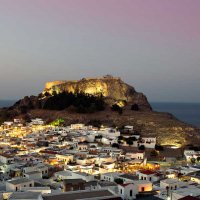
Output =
[
  {"x1": 1, "y1": 75, "x2": 200, "y2": 147},
  {"x1": 43, "y1": 75, "x2": 151, "y2": 111}
]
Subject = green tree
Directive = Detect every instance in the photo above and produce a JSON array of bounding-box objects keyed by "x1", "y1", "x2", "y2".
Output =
[
  {"x1": 191, "y1": 158, "x2": 196, "y2": 164},
  {"x1": 150, "y1": 150, "x2": 159, "y2": 157},
  {"x1": 138, "y1": 145, "x2": 145, "y2": 150},
  {"x1": 50, "y1": 118, "x2": 65, "y2": 126},
  {"x1": 112, "y1": 143, "x2": 119, "y2": 148},
  {"x1": 95, "y1": 135, "x2": 102, "y2": 139},
  {"x1": 114, "y1": 178, "x2": 123, "y2": 184},
  {"x1": 126, "y1": 138, "x2": 133, "y2": 146},
  {"x1": 118, "y1": 136, "x2": 124, "y2": 141}
]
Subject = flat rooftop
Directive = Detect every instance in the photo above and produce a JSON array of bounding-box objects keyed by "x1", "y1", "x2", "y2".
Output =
[
  {"x1": 25, "y1": 171, "x2": 41, "y2": 175},
  {"x1": 43, "y1": 189, "x2": 120, "y2": 200},
  {"x1": 7, "y1": 178, "x2": 32, "y2": 185},
  {"x1": 119, "y1": 174, "x2": 138, "y2": 180},
  {"x1": 173, "y1": 187, "x2": 200, "y2": 197},
  {"x1": 9, "y1": 192, "x2": 41, "y2": 200},
  {"x1": 161, "y1": 178, "x2": 179, "y2": 184}
]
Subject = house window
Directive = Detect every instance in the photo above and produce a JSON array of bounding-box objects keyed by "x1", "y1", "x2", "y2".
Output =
[
  {"x1": 149, "y1": 177, "x2": 152, "y2": 181},
  {"x1": 121, "y1": 189, "x2": 122, "y2": 194},
  {"x1": 130, "y1": 190, "x2": 133, "y2": 197},
  {"x1": 16, "y1": 187, "x2": 18, "y2": 191},
  {"x1": 175, "y1": 186, "x2": 177, "y2": 190},
  {"x1": 30, "y1": 184, "x2": 32, "y2": 187},
  {"x1": 142, "y1": 187, "x2": 145, "y2": 192}
]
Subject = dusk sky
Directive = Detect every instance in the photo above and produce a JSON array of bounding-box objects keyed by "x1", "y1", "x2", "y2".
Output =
[{"x1": 0, "y1": 0, "x2": 200, "y2": 102}]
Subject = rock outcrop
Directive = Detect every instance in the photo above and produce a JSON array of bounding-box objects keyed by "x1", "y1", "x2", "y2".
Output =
[{"x1": 43, "y1": 75, "x2": 152, "y2": 111}]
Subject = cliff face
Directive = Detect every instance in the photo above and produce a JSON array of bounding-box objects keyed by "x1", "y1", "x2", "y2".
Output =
[{"x1": 43, "y1": 76, "x2": 152, "y2": 111}]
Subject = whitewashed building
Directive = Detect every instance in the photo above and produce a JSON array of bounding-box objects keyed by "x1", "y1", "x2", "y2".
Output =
[
  {"x1": 118, "y1": 183, "x2": 138, "y2": 200},
  {"x1": 6, "y1": 178, "x2": 34, "y2": 191}
]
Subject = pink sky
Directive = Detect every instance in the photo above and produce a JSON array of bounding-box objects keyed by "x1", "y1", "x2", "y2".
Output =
[
  {"x1": 1, "y1": 0, "x2": 200, "y2": 40},
  {"x1": 0, "y1": 0, "x2": 200, "y2": 101}
]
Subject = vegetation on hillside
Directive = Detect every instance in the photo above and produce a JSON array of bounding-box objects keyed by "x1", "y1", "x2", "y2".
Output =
[
  {"x1": 111, "y1": 104, "x2": 123, "y2": 114},
  {"x1": 131, "y1": 104, "x2": 139, "y2": 111},
  {"x1": 50, "y1": 118, "x2": 65, "y2": 126},
  {"x1": 42, "y1": 92, "x2": 105, "y2": 113}
]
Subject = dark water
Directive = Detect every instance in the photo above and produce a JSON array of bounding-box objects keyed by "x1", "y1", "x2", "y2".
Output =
[
  {"x1": 151, "y1": 102, "x2": 200, "y2": 128},
  {"x1": 0, "y1": 100, "x2": 16, "y2": 108}
]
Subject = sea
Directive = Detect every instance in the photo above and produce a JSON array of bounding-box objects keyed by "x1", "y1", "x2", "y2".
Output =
[
  {"x1": 0, "y1": 100, "x2": 200, "y2": 128},
  {"x1": 151, "y1": 102, "x2": 200, "y2": 128},
  {"x1": 0, "y1": 100, "x2": 16, "y2": 108}
]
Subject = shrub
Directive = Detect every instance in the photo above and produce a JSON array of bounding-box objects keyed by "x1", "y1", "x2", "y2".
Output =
[
  {"x1": 87, "y1": 120, "x2": 101, "y2": 128},
  {"x1": 124, "y1": 137, "x2": 137, "y2": 146},
  {"x1": 138, "y1": 145, "x2": 145, "y2": 150},
  {"x1": 112, "y1": 143, "x2": 119, "y2": 148},
  {"x1": 128, "y1": 140, "x2": 133, "y2": 145},
  {"x1": 115, "y1": 178, "x2": 123, "y2": 184},
  {"x1": 191, "y1": 158, "x2": 196, "y2": 164},
  {"x1": 131, "y1": 104, "x2": 139, "y2": 111},
  {"x1": 118, "y1": 136, "x2": 124, "y2": 140},
  {"x1": 111, "y1": 104, "x2": 123, "y2": 114},
  {"x1": 150, "y1": 150, "x2": 159, "y2": 157},
  {"x1": 95, "y1": 135, "x2": 102, "y2": 139},
  {"x1": 155, "y1": 144, "x2": 164, "y2": 151},
  {"x1": 50, "y1": 118, "x2": 65, "y2": 126}
]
